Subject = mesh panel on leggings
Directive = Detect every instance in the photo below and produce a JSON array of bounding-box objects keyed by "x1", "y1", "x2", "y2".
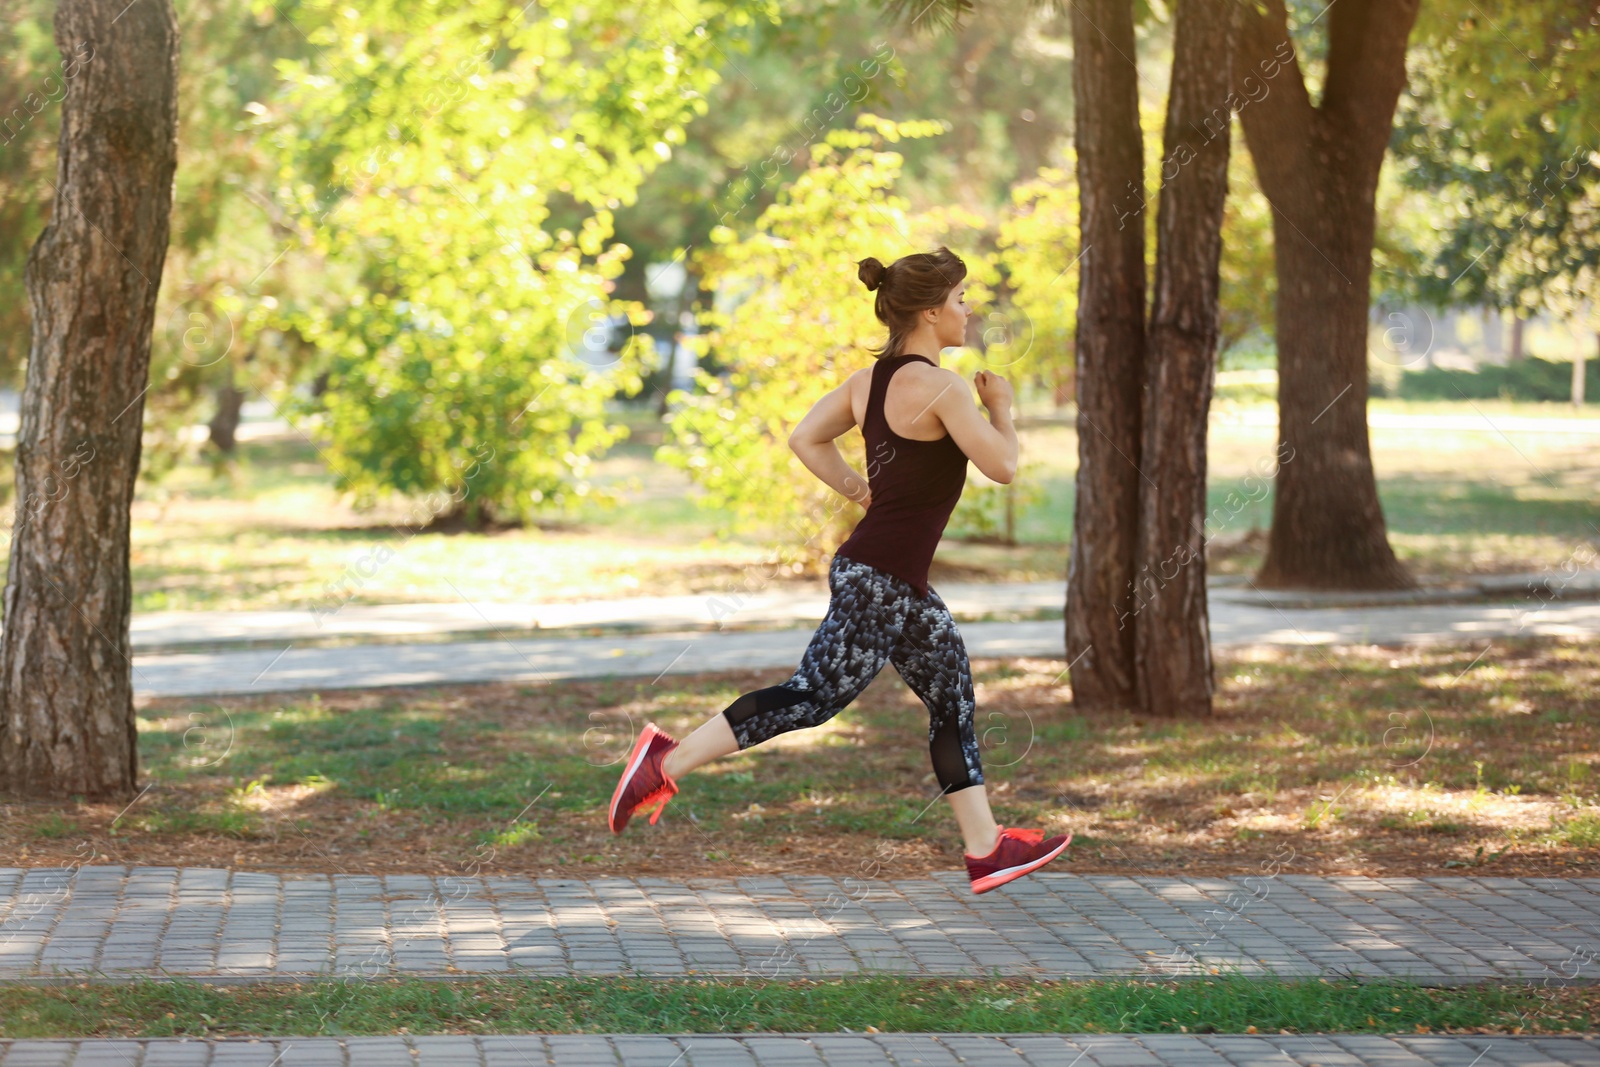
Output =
[
  {"x1": 720, "y1": 685, "x2": 815, "y2": 733},
  {"x1": 930, "y1": 715, "x2": 977, "y2": 793}
]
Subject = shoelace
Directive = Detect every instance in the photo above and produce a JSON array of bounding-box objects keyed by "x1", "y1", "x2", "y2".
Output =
[
  {"x1": 1004, "y1": 826, "x2": 1045, "y2": 845},
  {"x1": 639, "y1": 783, "x2": 676, "y2": 824}
]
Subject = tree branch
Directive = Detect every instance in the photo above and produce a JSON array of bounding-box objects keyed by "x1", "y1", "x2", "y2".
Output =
[
  {"x1": 1320, "y1": 0, "x2": 1422, "y2": 165},
  {"x1": 1232, "y1": 0, "x2": 1314, "y2": 191}
]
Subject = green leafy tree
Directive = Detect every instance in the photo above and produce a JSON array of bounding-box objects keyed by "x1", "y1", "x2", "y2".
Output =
[
  {"x1": 658, "y1": 115, "x2": 948, "y2": 568},
  {"x1": 2, "y1": 0, "x2": 314, "y2": 532},
  {"x1": 607, "y1": 0, "x2": 1076, "y2": 307},
  {"x1": 1217, "y1": 135, "x2": 1276, "y2": 360},
  {"x1": 0, "y1": 2, "x2": 75, "y2": 388},
  {"x1": 1393, "y1": 3, "x2": 1600, "y2": 321},
  {"x1": 996, "y1": 163, "x2": 1080, "y2": 404},
  {"x1": 250, "y1": 0, "x2": 775, "y2": 526}
]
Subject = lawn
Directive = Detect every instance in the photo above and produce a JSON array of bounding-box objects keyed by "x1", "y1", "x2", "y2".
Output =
[
  {"x1": 3, "y1": 974, "x2": 1595, "y2": 1039},
  {"x1": 2, "y1": 397, "x2": 1593, "y2": 613},
  {"x1": 6, "y1": 634, "x2": 1597, "y2": 880}
]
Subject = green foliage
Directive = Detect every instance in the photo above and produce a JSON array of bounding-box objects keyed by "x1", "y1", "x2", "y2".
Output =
[
  {"x1": 1370, "y1": 355, "x2": 1600, "y2": 404},
  {"x1": 948, "y1": 461, "x2": 1046, "y2": 544},
  {"x1": 658, "y1": 115, "x2": 949, "y2": 564},
  {"x1": 1217, "y1": 136, "x2": 1276, "y2": 359},
  {"x1": 0, "y1": 0, "x2": 71, "y2": 387},
  {"x1": 995, "y1": 164, "x2": 1078, "y2": 398},
  {"x1": 1, "y1": 0, "x2": 299, "y2": 463},
  {"x1": 249, "y1": 0, "x2": 777, "y2": 525},
  {"x1": 1393, "y1": 2, "x2": 1600, "y2": 315}
]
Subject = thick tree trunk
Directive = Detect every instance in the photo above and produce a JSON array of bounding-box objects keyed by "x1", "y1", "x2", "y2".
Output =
[
  {"x1": 1134, "y1": 0, "x2": 1237, "y2": 718},
  {"x1": 0, "y1": 0, "x2": 180, "y2": 799},
  {"x1": 1234, "y1": 0, "x2": 1419, "y2": 591},
  {"x1": 1065, "y1": 0, "x2": 1146, "y2": 711}
]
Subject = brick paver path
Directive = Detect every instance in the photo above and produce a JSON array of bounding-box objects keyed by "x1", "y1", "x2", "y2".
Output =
[
  {"x1": 4, "y1": 867, "x2": 1599, "y2": 984},
  {"x1": 2, "y1": 1033, "x2": 1599, "y2": 1066}
]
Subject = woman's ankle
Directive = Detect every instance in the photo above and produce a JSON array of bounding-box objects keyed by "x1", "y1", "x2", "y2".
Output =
[{"x1": 965, "y1": 827, "x2": 1001, "y2": 857}]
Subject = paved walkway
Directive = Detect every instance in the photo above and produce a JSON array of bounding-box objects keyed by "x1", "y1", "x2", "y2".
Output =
[
  {"x1": 5, "y1": 868, "x2": 1600, "y2": 984},
  {"x1": 3, "y1": 1034, "x2": 1598, "y2": 1066},
  {"x1": 121, "y1": 571, "x2": 1600, "y2": 653},
  {"x1": 131, "y1": 598, "x2": 1600, "y2": 699}
]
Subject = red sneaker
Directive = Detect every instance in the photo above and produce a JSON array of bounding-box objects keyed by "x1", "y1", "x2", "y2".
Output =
[
  {"x1": 608, "y1": 723, "x2": 681, "y2": 834},
  {"x1": 965, "y1": 825, "x2": 1072, "y2": 894}
]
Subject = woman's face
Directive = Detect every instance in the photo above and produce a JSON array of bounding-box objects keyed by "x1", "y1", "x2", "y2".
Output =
[{"x1": 934, "y1": 282, "x2": 970, "y2": 349}]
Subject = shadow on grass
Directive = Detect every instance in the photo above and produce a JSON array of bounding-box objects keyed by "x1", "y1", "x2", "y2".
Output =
[{"x1": 3, "y1": 636, "x2": 1596, "y2": 879}]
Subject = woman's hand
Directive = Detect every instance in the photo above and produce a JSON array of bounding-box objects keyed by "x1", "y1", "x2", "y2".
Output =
[{"x1": 973, "y1": 369, "x2": 1014, "y2": 413}]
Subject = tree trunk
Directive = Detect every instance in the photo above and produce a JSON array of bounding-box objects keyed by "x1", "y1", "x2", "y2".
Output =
[
  {"x1": 1509, "y1": 313, "x2": 1525, "y2": 363},
  {"x1": 208, "y1": 368, "x2": 246, "y2": 454},
  {"x1": 0, "y1": 0, "x2": 180, "y2": 799},
  {"x1": 1577, "y1": 333, "x2": 1592, "y2": 407},
  {"x1": 1134, "y1": 0, "x2": 1237, "y2": 718},
  {"x1": 1482, "y1": 306, "x2": 1503, "y2": 357},
  {"x1": 1234, "y1": 0, "x2": 1419, "y2": 591},
  {"x1": 1065, "y1": 0, "x2": 1146, "y2": 711}
]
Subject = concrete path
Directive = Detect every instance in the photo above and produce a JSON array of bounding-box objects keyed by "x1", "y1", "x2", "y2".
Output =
[
  {"x1": 127, "y1": 581, "x2": 1070, "y2": 651},
  {"x1": 3, "y1": 1034, "x2": 1599, "y2": 1066},
  {"x1": 5, "y1": 867, "x2": 1600, "y2": 985},
  {"x1": 130, "y1": 598, "x2": 1600, "y2": 699},
  {"x1": 121, "y1": 572, "x2": 1600, "y2": 653}
]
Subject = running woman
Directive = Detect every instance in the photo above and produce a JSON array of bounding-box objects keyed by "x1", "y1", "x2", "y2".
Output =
[{"x1": 608, "y1": 246, "x2": 1071, "y2": 894}]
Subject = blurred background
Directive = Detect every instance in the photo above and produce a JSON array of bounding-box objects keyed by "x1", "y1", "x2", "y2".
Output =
[{"x1": 1, "y1": 0, "x2": 1595, "y2": 612}]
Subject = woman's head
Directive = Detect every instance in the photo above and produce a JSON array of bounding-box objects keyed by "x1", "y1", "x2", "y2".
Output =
[{"x1": 856, "y1": 246, "x2": 969, "y2": 358}]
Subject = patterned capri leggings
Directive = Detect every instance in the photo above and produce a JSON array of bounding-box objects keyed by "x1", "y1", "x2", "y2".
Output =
[{"x1": 719, "y1": 554, "x2": 986, "y2": 794}]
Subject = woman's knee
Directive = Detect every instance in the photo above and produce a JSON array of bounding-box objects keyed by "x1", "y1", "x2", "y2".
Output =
[{"x1": 722, "y1": 682, "x2": 844, "y2": 740}]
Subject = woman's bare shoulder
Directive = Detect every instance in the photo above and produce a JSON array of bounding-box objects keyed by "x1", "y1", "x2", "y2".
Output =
[{"x1": 899, "y1": 360, "x2": 966, "y2": 396}]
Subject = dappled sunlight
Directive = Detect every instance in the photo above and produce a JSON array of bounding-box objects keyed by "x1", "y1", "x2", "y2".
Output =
[{"x1": 11, "y1": 638, "x2": 1599, "y2": 879}]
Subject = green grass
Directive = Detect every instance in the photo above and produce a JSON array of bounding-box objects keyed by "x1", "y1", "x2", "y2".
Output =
[
  {"x1": 0, "y1": 975, "x2": 1592, "y2": 1039},
  {"x1": 0, "y1": 635, "x2": 1587, "y2": 880}
]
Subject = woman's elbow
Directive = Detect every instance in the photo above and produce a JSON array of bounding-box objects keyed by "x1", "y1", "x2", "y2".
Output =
[{"x1": 981, "y1": 457, "x2": 1016, "y2": 484}]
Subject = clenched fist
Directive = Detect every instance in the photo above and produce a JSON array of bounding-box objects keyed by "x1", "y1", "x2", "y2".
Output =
[{"x1": 974, "y1": 369, "x2": 1013, "y2": 413}]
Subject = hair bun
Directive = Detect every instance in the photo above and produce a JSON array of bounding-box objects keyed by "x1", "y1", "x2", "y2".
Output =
[{"x1": 857, "y1": 257, "x2": 886, "y2": 292}]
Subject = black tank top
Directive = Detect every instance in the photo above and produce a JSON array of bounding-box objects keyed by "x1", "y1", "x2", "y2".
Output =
[{"x1": 834, "y1": 353, "x2": 969, "y2": 597}]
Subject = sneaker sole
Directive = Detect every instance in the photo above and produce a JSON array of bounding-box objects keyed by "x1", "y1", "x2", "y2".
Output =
[
  {"x1": 970, "y1": 833, "x2": 1072, "y2": 894},
  {"x1": 609, "y1": 725, "x2": 663, "y2": 834}
]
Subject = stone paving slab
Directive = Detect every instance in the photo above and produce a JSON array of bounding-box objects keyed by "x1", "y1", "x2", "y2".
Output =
[
  {"x1": 5, "y1": 868, "x2": 1600, "y2": 984},
  {"x1": 128, "y1": 600, "x2": 1600, "y2": 699},
  {"x1": 3, "y1": 1034, "x2": 1599, "y2": 1066}
]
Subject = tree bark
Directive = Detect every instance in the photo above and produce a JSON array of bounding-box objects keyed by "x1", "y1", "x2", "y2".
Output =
[
  {"x1": 1, "y1": 0, "x2": 180, "y2": 799},
  {"x1": 1134, "y1": 0, "x2": 1237, "y2": 718},
  {"x1": 1233, "y1": 0, "x2": 1419, "y2": 590},
  {"x1": 208, "y1": 365, "x2": 246, "y2": 454},
  {"x1": 1065, "y1": 0, "x2": 1146, "y2": 711}
]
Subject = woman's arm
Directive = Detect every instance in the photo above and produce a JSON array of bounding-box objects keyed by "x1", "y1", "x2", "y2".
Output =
[
  {"x1": 787, "y1": 373, "x2": 872, "y2": 507},
  {"x1": 927, "y1": 368, "x2": 1018, "y2": 483}
]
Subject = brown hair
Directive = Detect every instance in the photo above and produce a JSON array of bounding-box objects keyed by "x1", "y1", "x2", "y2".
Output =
[{"x1": 856, "y1": 246, "x2": 967, "y2": 359}]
